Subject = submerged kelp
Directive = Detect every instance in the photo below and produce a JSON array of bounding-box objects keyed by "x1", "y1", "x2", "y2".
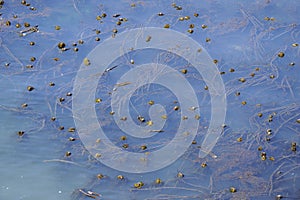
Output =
[{"x1": 0, "y1": 0, "x2": 299, "y2": 199}]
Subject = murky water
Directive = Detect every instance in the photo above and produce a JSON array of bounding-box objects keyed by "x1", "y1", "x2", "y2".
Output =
[{"x1": 0, "y1": 0, "x2": 299, "y2": 199}]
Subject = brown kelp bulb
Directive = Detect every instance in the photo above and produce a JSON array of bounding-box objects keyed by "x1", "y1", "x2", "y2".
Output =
[
  {"x1": 27, "y1": 86, "x2": 34, "y2": 91},
  {"x1": 57, "y1": 42, "x2": 66, "y2": 49},
  {"x1": 277, "y1": 52, "x2": 284, "y2": 58}
]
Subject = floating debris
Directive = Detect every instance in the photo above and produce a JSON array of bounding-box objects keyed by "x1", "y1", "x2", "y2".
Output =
[{"x1": 19, "y1": 25, "x2": 39, "y2": 37}]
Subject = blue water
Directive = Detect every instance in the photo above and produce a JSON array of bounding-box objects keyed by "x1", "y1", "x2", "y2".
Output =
[{"x1": 0, "y1": 0, "x2": 299, "y2": 199}]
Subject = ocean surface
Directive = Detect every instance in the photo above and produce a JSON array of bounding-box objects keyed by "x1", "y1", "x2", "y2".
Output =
[{"x1": 0, "y1": 0, "x2": 299, "y2": 199}]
